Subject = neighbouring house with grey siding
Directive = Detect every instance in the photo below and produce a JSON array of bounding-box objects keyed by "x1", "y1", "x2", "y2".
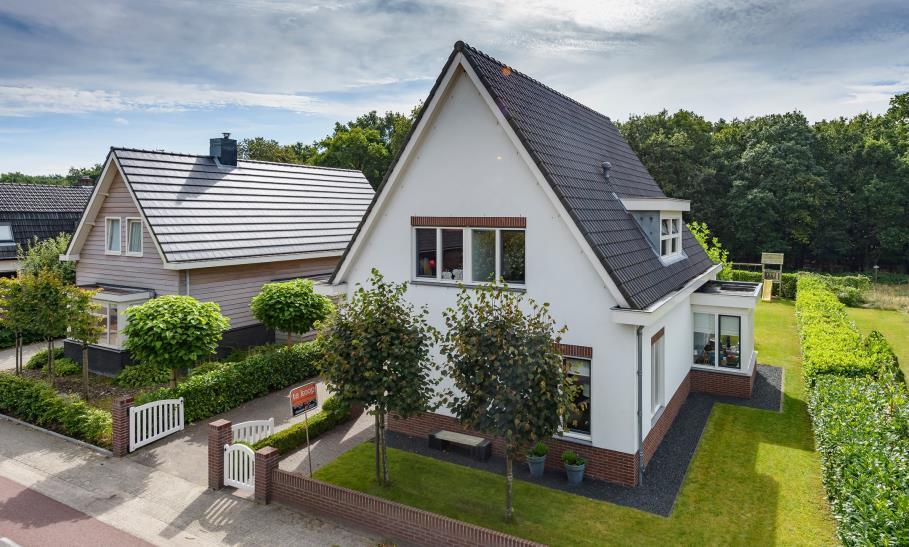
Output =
[{"x1": 62, "y1": 136, "x2": 372, "y2": 374}]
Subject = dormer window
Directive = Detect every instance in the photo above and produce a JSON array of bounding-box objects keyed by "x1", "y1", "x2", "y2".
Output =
[{"x1": 660, "y1": 214, "x2": 682, "y2": 259}]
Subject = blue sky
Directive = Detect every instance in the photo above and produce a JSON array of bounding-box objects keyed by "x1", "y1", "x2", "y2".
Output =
[{"x1": 2, "y1": 0, "x2": 908, "y2": 174}]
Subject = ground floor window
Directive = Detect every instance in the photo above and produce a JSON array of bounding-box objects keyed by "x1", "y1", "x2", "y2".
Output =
[
  {"x1": 651, "y1": 329, "x2": 665, "y2": 414},
  {"x1": 693, "y1": 313, "x2": 741, "y2": 369},
  {"x1": 98, "y1": 302, "x2": 119, "y2": 347},
  {"x1": 564, "y1": 357, "x2": 591, "y2": 436}
]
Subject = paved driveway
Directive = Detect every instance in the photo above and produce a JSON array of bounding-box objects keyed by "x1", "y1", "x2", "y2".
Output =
[
  {"x1": 127, "y1": 378, "x2": 372, "y2": 486},
  {"x1": 0, "y1": 340, "x2": 60, "y2": 372}
]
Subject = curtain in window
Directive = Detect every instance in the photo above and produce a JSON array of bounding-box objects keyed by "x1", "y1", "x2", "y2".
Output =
[
  {"x1": 128, "y1": 221, "x2": 142, "y2": 253},
  {"x1": 107, "y1": 219, "x2": 120, "y2": 251}
]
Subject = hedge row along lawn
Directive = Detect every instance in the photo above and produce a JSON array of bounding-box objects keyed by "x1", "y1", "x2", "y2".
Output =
[
  {"x1": 251, "y1": 397, "x2": 352, "y2": 455},
  {"x1": 847, "y1": 306, "x2": 909, "y2": 379},
  {"x1": 796, "y1": 275, "x2": 909, "y2": 545},
  {"x1": 315, "y1": 300, "x2": 837, "y2": 546}
]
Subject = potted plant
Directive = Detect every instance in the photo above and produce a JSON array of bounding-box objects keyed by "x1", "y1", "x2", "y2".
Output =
[
  {"x1": 562, "y1": 450, "x2": 586, "y2": 485},
  {"x1": 526, "y1": 441, "x2": 549, "y2": 478}
]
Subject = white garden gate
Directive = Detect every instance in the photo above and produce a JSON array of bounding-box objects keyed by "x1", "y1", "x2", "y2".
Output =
[
  {"x1": 232, "y1": 418, "x2": 274, "y2": 444},
  {"x1": 224, "y1": 443, "x2": 255, "y2": 490},
  {"x1": 129, "y1": 398, "x2": 184, "y2": 452}
]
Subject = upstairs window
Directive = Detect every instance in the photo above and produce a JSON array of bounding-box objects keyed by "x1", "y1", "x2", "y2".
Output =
[
  {"x1": 413, "y1": 227, "x2": 524, "y2": 286},
  {"x1": 105, "y1": 217, "x2": 121, "y2": 254},
  {"x1": 126, "y1": 218, "x2": 143, "y2": 256},
  {"x1": 660, "y1": 214, "x2": 682, "y2": 259}
]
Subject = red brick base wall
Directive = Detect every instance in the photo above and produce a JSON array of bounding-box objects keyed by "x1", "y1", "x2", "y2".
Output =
[
  {"x1": 643, "y1": 375, "x2": 690, "y2": 465},
  {"x1": 272, "y1": 469, "x2": 542, "y2": 546},
  {"x1": 690, "y1": 365, "x2": 756, "y2": 399},
  {"x1": 387, "y1": 413, "x2": 639, "y2": 487}
]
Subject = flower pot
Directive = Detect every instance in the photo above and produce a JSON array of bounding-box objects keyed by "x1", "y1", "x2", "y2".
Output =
[
  {"x1": 527, "y1": 454, "x2": 546, "y2": 478},
  {"x1": 565, "y1": 462, "x2": 585, "y2": 485}
]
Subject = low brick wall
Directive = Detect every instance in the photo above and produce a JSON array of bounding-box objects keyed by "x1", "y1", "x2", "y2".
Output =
[
  {"x1": 387, "y1": 412, "x2": 639, "y2": 487},
  {"x1": 690, "y1": 365, "x2": 756, "y2": 399},
  {"x1": 271, "y1": 468, "x2": 542, "y2": 547}
]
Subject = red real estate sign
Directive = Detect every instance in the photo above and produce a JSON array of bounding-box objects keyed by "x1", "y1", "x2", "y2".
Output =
[{"x1": 290, "y1": 383, "x2": 318, "y2": 416}]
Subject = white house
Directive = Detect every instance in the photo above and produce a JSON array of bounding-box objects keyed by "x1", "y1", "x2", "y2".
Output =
[{"x1": 331, "y1": 41, "x2": 760, "y2": 487}]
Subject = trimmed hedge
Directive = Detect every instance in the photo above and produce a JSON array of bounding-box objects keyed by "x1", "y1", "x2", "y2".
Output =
[
  {"x1": 25, "y1": 347, "x2": 65, "y2": 370},
  {"x1": 795, "y1": 275, "x2": 875, "y2": 381},
  {"x1": 808, "y1": 375, "x2": 909, "y2": 545},
  {"x1": 136, "y1": 342, "x2": 321, "y2": 423},
  {"x1": 731, "y1": 270, "x2": 870, "y2": 303},
  {"x1": 796, "y1": 275, "x2": 909, "y2": 545},
  {"x1": 0, "y1": 373, "x2": 112, "y2": 448},
  {"x1": 730, "y1": 270, "x2": 798, "y2": 299},
  {"x1": 114, "y1": 364, "x2": 171, "y2": 388},
  {"x1": 251, "y1": 397, "x2": 352, "y2": 455}
]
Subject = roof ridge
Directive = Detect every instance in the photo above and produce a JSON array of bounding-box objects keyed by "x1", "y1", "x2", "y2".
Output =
[
  {"x1": 0, "y1": 181, "x2": 91, "y2": 191},
  {"x1": 113, "y1": 147, "x2": 364, "y2": 174},
  {"x1": 456, "y1": 41, "x2": 613, "y2": 124}
]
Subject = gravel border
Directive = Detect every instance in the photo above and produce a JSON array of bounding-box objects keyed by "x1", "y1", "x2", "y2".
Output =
[{"x1": 385, "y1": 364, "x2": 783, "y2": 517}]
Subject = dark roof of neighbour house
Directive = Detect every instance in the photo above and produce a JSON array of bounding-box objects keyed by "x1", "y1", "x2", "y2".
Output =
[
  {"x1": 108, "y1": 148, "x2": 373, "y2": 264},
  {"x1": 335, "y1": 41, "x2": 714, "y2": 309},
  {"x1": 0, "y1": 183, "x2": 93, "y2": 261}
]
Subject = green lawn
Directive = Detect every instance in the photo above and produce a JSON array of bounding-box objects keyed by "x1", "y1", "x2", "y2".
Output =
[
  {"x1": 316, "y1": 300, "x2": 836, "y2": 546},
  {"x1": 846, "y1": 306, "x2": 909, "y2": 379}
]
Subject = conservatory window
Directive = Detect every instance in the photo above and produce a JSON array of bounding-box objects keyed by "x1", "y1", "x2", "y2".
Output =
[{"x1": 692, "y1": 313, "x2": 741, "y2": 369}]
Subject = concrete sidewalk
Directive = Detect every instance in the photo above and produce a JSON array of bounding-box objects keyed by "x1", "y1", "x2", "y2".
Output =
[
  {"x1": 128, "y1": 378, "x2": 372, "y2": 486},
  {"x1": 0, "y1": 419, "x2": 375, "y2": 546},
  {"x1": 0, "y1": 340, "x2": 59, "y2": 371}
]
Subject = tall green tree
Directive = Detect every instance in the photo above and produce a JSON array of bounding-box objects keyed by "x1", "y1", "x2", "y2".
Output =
[
  {"x1": 66, "y1": 287, "x2": 104, "y2": 395},
  {"x1": 0, "y1": 277, "x2": 31, "y2": 375},
  {"x1": 18, "y1": 233, "x2": 76, "y2": 284},
  {"x1": 123, "y1": 296, "x2": 230, "y2": 388},
  {"x1": 14, "y1": 271, "x2": 71, "y2": 386},
  {"x1": 318, "y1": 269, "x2": 438, "y2": 485},
  {"x1": 251, "y1": 279, "x2": 333, "y2": 345},
  {"x1": 440, "y1": 282, "x2": 580, "y2": 521}
]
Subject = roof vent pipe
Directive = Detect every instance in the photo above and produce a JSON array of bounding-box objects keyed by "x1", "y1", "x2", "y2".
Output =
[
  {"x1": 210, "y1": 133, "x2": 237, "y2": 166},
  {"x1": 601, "y1": 161, "x2": 612, "y2": 182}
]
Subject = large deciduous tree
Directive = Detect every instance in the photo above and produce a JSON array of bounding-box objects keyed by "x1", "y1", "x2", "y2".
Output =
[
  {"x1": 251, "y1": 279, "x2": 334, "y2": 345},
  {"x1": 123, "y1": 296, "x2": 229, "y2": 388},
  {"x1": 440, "y1": 283, "x2": 580, "y2": 521},
  {"x1": 318, "y1": 269, "x2": 438, "y2": 486}
]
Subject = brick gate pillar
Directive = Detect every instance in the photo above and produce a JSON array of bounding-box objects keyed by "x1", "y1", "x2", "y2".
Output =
[
  {"x1": 111, "y1": 396, "x2": 133, "y2": 457},
  {"x1": 254, "y1": 447, "x2": 280, "y2": 505},
  {"x1": 208, "y1": 419, "x2": 233, "y2": 490}
]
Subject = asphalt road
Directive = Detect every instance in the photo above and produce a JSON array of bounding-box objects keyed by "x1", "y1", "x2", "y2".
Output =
[{"x1": 0, "y1": 475, "x2": 150, "y2": 547}]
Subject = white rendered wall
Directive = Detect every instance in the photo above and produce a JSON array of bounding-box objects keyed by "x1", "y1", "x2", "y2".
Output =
[
  {"x1": 338, "y1": 66, "x2": 642, "y2": 454},
  {"x1": 641, "y1": 295, "x2": 694, "y2": 436}
]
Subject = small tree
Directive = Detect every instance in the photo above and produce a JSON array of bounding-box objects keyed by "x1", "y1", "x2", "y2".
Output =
[
  {"x1": 17, "y1": 233, "x2": 76, "y2": 284},
  {"x1": 14, "y1": 271, "x2": 71, "y2": 386},
  {"x1": 251, "y1": 279, "x2": 333, "y2": 345},
  {"x1": 319, "y1": 269, "x2": 438, "y2": 485},
  {"x1": 689, "y1": 221, "x2": 732, "y2": 280},
  {"x1": 67, "y1": 287, "x2": 104, "y2": 396},
  {"x1": 123, "y1": 296, "x2": 230, "y2": 388},
  {"x1": 440, "y1": 283, "x2": 580, "y2": 521},
  {"x1": 0, "y1": 276, "x2": 33, "y2": 375}
]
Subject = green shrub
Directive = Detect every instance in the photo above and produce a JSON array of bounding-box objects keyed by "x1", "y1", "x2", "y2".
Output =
[
  {"x1": 251, "y1": 397, "x2": 352, "y2": 455},
  {"x1": 136, "y1": 342, "x2": 321, "y2": 423},
  {"x1": 731, "y1": 271, "x2": 870, "y2": 303},
  {"x1": 0, "y1": 373, "x2": 112, "y2": 447},
  {"x1": 795, "y1": 275, "x2": 876, "y2": 382},
  {"x1": 54, "y1": 357, "x2": 81, "y2": 377},
  {"x1": 114, "y1": 364, "x2": 171, "y2": 388},
  {"x1": 25, "y1": 347, "x2": 65, "y2": 370},
  {"x1": 809, "y1": 375, "x2": 909, "y2": 545},
  {"x1": 864, "y1": 331, "x2": 905, "y2": 385},
  {"x1": 729, "y1": 270, "x2": 798, "y2": 299},
  {"x1": 189, "y1": 361, "x2": 228, "y2": 377}
]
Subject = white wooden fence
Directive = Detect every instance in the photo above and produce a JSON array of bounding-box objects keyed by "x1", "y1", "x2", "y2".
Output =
[
  {"x1": 129, "y1": 398, "x2": 184, "y2": 452},
  {"x1": 232, "y1": 418, "x2": 275, "y2": 445},
  {"x1": 224, "y1": 443, "x2": 255, "y2": 490}
]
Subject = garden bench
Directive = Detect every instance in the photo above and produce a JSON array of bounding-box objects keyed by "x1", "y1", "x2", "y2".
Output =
[{"x1": 428, "y1": 430, "x2": 492, "y2": 461}]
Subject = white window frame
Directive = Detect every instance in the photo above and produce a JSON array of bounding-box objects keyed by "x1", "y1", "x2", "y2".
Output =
[
  {"x1": 692, "y1": 312, "x2": 743, "y2": 370},
  {"x1": 125, "y1": 217, "x2": 143, "y2": 257},
  {"x1": 0, "y1": 223, "x2": 13, "y2": 244},
  {"x1": 411, "y1": 227, "x2": 526, "y2": 287},
  {"x1": 105, "y1": 217, "x2": 121, "y2": 255},
  {"x1": 651, "y1": 330, "x2": 665, "y2": 416},
  {"x1": 96, "y1": 302, "x2": 120, "y2": 348},
  {"x1": 562, "y1": 356, "x2": 592, "y2": 441},
  {"x1": 659, "y1": 213, "x2": 683, "y2": 262}
]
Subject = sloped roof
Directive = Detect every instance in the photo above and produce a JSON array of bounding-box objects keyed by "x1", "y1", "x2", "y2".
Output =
[
  {"x1": 110, "y1": 148, "x2": 373, "y2": 264},
  {"x1": 0, "y1": 183, "x2": 92, "y2": 260}
]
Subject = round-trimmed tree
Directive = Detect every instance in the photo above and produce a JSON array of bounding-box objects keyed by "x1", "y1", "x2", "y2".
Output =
[
  {"x1": 123, "y1": 295, "x2": 230, "y2": 388},
  {"x1": 251, "y1": 279, "x2": 334, "y2": 345}
]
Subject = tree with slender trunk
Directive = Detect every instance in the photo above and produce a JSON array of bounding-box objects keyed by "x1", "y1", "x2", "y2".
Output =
[
  {"x1": 66, "y1": 287, "x2": 104, "y2": 396},
  {"x1": 11, "y1": 271, "x2": 70, "y2": 387},
  {"x1": 0, "y1": 276, "x2": 33, "y2": 376},
  {"x1": 251, "y1": 279, "x2": 333, "y2": 346},
  {"x1": 319, "y1": 269, "x2": 438, "y2": 486},
  {"x1": 440, "y1": 282, "x2": 581, "y2": 521}
]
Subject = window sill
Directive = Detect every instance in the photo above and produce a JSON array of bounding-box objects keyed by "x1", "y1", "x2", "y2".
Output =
[
  {"x1": 409, "y1": 279, "x2": 527, "y2": 293},
  {"x1": 125, "y1": 252, "x2": 143, "y2": 258},
  {"x1": 104, "y1": 250, "x2": 122, "y2": 256},
  {"x1": 659, "y1": 252, "x2": 687, "y2": 266},
  {"x1": 555, "y1": 432, "x2": 593, "y2": 446},
  {"x1": 691, "y1": 363, "x2": 750, "y2": 376},
  {"x1": 650, "y1": 405, "x2": 665, "y2": 427}
]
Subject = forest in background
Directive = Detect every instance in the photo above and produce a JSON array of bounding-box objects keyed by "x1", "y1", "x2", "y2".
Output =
[{"x1": 3, "y1": 95, "x2": 907, "y2": 272}]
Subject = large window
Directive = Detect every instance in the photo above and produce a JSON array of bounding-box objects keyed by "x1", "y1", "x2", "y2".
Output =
[
  {"x1": 98, "y1": 302, "x2": 119, "y2": 347},
  {"x1": 126, "y1": 218, "x2": 143, "y2": 256},
  {"x1": 651, "y1": 330, "x2": 665, "y2": 415},
  {"x1": 105, "y1": 217, "x2": 121, "y2": 254},
  {"x1": 692, "y1": 313, "x2": 741, "y2": 369},
  {"x1": 660, "y1": 214, "x2": 682, "y2": 259},
  {"x1": 564, "y1": 357, "x2": 591, "y2": 437},
  {"x1": 414, "y1": 227, "x2": 524, "y2": 286}
]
